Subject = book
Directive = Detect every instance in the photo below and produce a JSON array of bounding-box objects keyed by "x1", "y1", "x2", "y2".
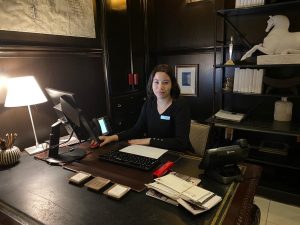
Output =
[
  {"x1": 214, "y1": 110, "x2": 245, "y2": 122},
  {"x1": 145, "y1": 173, "x2": 221, "y2": 215}
]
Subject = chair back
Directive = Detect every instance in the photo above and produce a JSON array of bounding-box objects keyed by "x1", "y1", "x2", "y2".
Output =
[{"x1": 189, "y1": 121, "x2": 210, "y2": 157}]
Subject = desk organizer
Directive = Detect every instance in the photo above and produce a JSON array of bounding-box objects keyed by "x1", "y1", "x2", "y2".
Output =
[{"x1": 0, "y1": 146, "x2": 21, "y2": 166}]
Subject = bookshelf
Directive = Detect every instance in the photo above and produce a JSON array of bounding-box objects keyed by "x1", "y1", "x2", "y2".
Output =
[{"x1": 209, "y1": 0, "x2": 300, "y2": 198}]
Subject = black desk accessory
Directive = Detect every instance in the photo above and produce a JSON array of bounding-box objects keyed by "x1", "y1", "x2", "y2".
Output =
[
  {"x1": 199, "y1": 139, "x2": 249, "y2": 184},
  {"x1": 98, "y1": 150, "x2": 160, "y2": 171},
  {"x1": 47, "y1": 120, "x2": 85, "y2": 163}
]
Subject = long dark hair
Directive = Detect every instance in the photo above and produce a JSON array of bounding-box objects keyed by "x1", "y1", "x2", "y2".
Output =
[{"x1": 146, "y1": 64, "x2": 180, "y2": 99}]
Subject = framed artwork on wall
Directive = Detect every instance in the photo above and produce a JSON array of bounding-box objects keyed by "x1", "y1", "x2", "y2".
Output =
[
  {"x1": 175, "y1": 64, "x2": 198, "y2": 96},
  {"x1": 0, "y1": 0, "x2": 102, "y2": 48}
]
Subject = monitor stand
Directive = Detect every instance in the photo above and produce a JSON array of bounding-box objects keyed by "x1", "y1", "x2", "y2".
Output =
[
  {"x1": 47, "y1": 120, "x2": 86, "y2": 163},
  {"x1": 52, "y1": 148, "x2": 85, "y2": 163}
]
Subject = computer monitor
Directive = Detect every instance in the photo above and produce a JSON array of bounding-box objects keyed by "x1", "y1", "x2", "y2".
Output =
[
  {"x1": 45, "y1": 88, "x2": 98, "y2": 143},
  {"x1": 199, "y1": 139, "x2": 249, "y2": 184},
  {"x1": 60, "y1": 95, "x2": 99, "y2": 142},
  {"x1": 45, "y1": 88, "x2": 76, "y2": 137}
]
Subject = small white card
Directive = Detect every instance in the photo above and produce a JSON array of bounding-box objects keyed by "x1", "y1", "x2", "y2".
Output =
[
  {"x1": 104, "y1": 184, "x2": 130, "y2": 199},
  {"x1": 69, "y1": 171, "x2": 91, "y2": 184}
]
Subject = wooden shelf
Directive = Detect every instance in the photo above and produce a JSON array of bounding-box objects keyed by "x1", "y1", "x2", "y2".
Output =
[
  {"x1": 247, "y1": 148, "x2": 300, "y2": 171},
  {"x1": 215, "y1": 64, "x2": 300, "y2": 69},
  {"x1": 222, "y1": 91, "x2": 300, "y2": 98},
  {"x1": 206, "y1": 117, "x2": 300, "y2": 137},
  {"x1": 149, "y1": 46, "x2": 220, "y2": 56},
  {"x1": 217, "y1": 1, "x2": 300, "y2": 17}
]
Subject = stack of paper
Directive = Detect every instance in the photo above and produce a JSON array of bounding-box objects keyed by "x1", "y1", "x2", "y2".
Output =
[
  {"x1": 214, "y1": 110, "x2": 245, "y2": 122},
  {"x1": 146, "y1": 173, "x2": 222, "y2": 215}
]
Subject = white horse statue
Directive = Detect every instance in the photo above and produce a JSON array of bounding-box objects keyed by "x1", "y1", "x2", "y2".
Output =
[{"x1": 241, "y1": 15, "x2": 300, "y2": 61}]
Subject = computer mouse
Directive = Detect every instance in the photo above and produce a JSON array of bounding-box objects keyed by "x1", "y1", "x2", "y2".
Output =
[{"x1": 89, "y1": 141, "x2": 99, "y2": 149}]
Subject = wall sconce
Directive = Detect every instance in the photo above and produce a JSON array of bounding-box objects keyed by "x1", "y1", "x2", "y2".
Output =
[
  {"x1": 5, "y1": 76, "x2": 47, "y2": 154},
  {"x1": 107, "y1": 0, "x2": 127, "y2": 11},
  {"x1": 186, "y1": 0, "x2": 206, "y2": 4}
]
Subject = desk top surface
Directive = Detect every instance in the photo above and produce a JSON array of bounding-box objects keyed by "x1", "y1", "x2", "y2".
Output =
[{"x1": 0, "y1": 144, "x2": 262, "y2": 225}]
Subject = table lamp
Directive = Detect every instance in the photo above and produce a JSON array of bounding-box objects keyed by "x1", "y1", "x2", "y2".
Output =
[
  {"x1": 4, "y1": 76, "x2": 47, "y2": 153},
  {"x1": 0, "y1": 76, "x2": 7, "y2": 104}
]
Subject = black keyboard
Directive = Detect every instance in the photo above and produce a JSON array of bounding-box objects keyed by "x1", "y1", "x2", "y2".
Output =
[{"x1": 98, "y1": 150, "x2": 160, "y2": 171}]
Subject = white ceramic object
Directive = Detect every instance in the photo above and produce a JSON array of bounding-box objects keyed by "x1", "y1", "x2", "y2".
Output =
[{"x1": 0, "y1": 146, "x2": 21, "y2": 166}]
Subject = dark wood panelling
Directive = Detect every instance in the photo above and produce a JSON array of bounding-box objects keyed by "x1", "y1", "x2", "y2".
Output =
[
  {"x1": 151, "y1": 0, "x2": 215, "y2": 50},
  {"x1": 148, "y1": 0, "x2": 217, "y2": 122},
  {"x1": 105, "y1": 0, "x2": 147, "y2": 96}
]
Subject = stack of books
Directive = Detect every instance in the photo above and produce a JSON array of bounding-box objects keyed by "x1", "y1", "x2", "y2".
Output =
[
  {"x1": 146, "y1": 173, "x2": 222, "y2": 215},
  {"x1": 233, "y1": 68, "x2": 264, "y2": 94},
  {"x1": 235, "y1": 0, "x2": 265, "y2": 8}
]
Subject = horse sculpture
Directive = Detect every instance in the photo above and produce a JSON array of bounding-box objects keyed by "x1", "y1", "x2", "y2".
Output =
[{"x1": 241, "y1": 15, "x2": 300, "y2": 61}]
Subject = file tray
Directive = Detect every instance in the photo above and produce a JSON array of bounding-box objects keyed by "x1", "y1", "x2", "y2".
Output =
[{"x1": 63, "y1": 142, "x2": 182, "y2": 192}]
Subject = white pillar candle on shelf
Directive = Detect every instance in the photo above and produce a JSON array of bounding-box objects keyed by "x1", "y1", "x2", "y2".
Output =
[{"x1": 274, "y1": 97, "x2": 293, "y2": 122}]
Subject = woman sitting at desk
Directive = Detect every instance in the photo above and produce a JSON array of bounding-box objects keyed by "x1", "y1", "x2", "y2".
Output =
[{"x1": 98, "y1": 64, "x2": 193, "y2": 152}]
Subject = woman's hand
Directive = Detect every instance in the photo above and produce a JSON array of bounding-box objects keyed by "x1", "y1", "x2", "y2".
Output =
[
  {"x1": 128, "y1": 138, "x2": 150, "y2": 146},
  {"x1": 98, "y1": 135, "x2": 119, "y2": 147}
]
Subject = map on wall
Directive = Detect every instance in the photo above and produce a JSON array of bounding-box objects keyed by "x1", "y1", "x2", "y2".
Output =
[{"x1": 0, "y1": 0, "x2": 96, "y2": 38}]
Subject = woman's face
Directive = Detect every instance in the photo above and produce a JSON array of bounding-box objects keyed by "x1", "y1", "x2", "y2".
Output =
[{"x1": 152, "y1": 72, "x2": 172, "y2": 100}]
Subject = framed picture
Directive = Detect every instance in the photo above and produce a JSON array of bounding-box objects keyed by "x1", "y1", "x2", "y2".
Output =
[
  {"x1": 0, "y1": 0, "x2": 101, "y2": 48},
  {"x1": 175, "y1": 64, "x2": 198, "y2": 96}
]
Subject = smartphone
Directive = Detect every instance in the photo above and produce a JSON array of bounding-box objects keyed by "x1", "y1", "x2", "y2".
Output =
[{"x1": 95, "y1": 116, "x2": 111, "y2": 136}]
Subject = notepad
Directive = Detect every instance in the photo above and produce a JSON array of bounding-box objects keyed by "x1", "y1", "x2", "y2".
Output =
[
  {"x1": 119, "y1": 145, "x2": 167, "y2": 159},
  {"x1": 214, "y1": 110, "x2": 245, "y2": 122}
]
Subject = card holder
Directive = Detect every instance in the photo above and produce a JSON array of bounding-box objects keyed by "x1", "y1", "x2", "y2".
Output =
[
  {"x1": 103, "y1": 184, "x2": 130, "y2": 199},
  {"x1": 84, "y1": 177, "x2": 110, "y2": 191},
  {"x1": 69, "y1": 171, "x2": 92, "y2": 185}
]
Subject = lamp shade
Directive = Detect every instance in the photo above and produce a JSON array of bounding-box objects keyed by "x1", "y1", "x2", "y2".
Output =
[{"x1": 5, "y1": 76, "x2": 47, "y2": 107}]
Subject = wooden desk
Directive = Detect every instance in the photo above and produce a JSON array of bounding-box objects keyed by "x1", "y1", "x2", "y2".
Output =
[{"x1": 0, "y1": 145, "x2": 262, "y2": 225}]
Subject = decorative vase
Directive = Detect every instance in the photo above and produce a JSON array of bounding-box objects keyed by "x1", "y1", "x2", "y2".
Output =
[{"x1": 0, "y1": 146, "x2": 21, "y2": 166}]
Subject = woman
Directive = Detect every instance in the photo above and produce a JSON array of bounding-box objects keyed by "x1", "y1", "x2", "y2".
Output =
[{"x1": 98, "y1": 64, "x2": 192, "y2": 152}]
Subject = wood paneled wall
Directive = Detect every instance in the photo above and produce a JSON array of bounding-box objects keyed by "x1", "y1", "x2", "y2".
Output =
[{"x1": 147, "y1": 0, "x2": 219, "y2": 121}]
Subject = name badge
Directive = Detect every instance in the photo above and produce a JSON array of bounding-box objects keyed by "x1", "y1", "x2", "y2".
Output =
[{"x1": 160, "y1": 115, "x2": 170, "y2": 120}]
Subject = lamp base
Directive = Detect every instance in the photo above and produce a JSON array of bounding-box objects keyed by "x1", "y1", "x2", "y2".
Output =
[{"x1": 25, "y1": 143, "x2": 47, "y2": 156}]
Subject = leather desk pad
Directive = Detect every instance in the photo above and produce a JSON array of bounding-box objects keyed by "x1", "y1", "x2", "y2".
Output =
[{"x1": 63, "y1": 142, "x2": 181, "y2": 192}]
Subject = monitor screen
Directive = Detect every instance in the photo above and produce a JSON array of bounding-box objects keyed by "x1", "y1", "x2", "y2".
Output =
[{"x1": 46, "y1": 88, "x2": 98, "y2": 142}]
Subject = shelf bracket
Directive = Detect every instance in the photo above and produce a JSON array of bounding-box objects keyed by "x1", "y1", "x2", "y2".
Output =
[{"x1": 223, "y1": 17, "x2": 252, "y2": 49}]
